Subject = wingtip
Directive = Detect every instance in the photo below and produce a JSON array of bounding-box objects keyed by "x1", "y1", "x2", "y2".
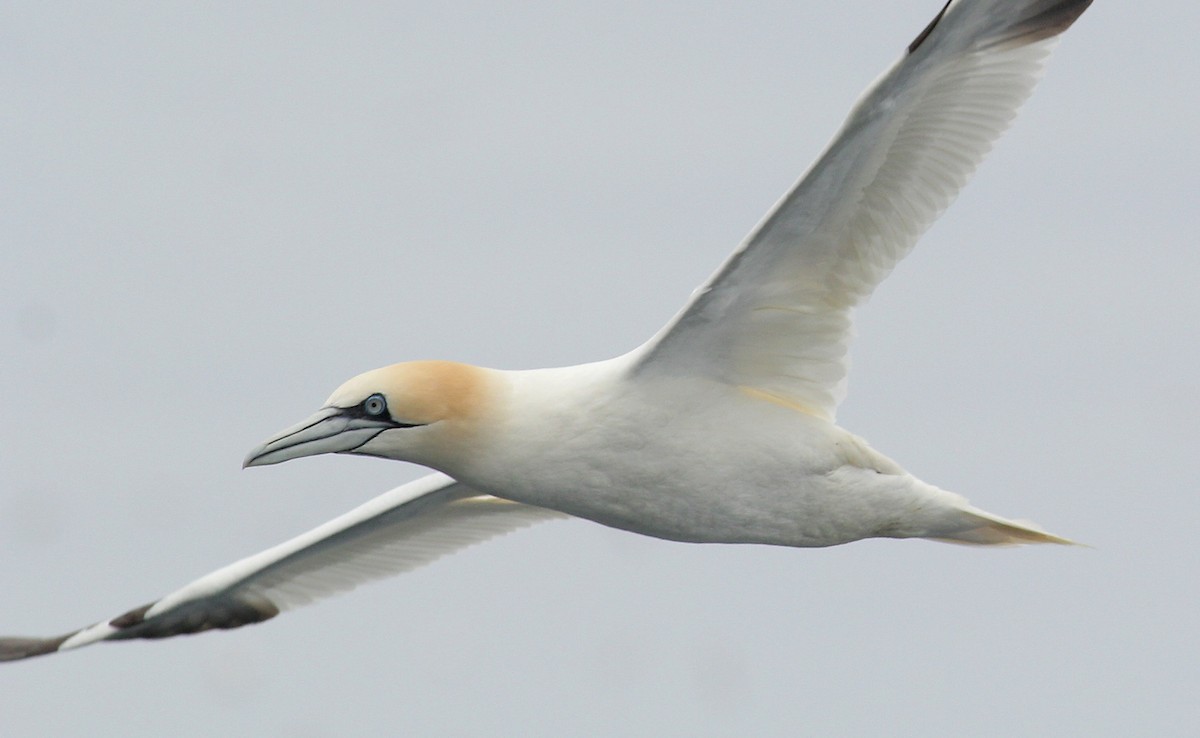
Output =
[
  {"x1": 908, "y1": 0, "x2": 953, "y2": 54},
  {"x1": 909, "y1": 0, "x2": 1095, "y2": 55},
  {"x1": 0, "y1": 634, "x2": 73, "y2": 663},
  {"x1": 999, "y1": 0, "x2": 1095, "y2": 48}
]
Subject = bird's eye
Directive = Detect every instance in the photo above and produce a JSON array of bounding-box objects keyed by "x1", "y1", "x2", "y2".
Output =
[{"x1": 362, "y1": 394, "x2": 388, "y2": 417}]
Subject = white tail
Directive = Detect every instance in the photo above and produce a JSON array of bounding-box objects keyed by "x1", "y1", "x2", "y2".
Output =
[{"x1": 929, "y1": 507, "x2": 1078, "y2": 546}]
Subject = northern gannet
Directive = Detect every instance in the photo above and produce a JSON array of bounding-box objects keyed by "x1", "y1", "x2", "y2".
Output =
[{"x1": 1, "y1": 0, "x2": 1092, "y2": 662}]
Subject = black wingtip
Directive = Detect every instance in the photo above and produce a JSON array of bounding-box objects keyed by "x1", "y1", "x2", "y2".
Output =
[
  {"x1": 1002, "y1": 0, "x2": 1094, "y2": 47},
  {"x1": 909, "y1": 0, "x2": 1095, "y2": 55},
  {"x1": 0, "y1": 594, "x2": 284, "y2": 662},
  {"x1": 909, "y1": 0, "x2": 954, "y2": 54},
  {"x1": 0, "y1": 634, "x2": 73, "y2": 662}
]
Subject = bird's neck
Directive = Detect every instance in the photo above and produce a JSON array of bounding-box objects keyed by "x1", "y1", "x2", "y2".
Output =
[{"x1": 441, "y1": 355, "x2": 638, "y2": 494}]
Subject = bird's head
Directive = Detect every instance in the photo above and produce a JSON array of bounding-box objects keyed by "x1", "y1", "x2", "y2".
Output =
[{"x1": 243, "y1": 360, "x2": 497, "y2": 470}]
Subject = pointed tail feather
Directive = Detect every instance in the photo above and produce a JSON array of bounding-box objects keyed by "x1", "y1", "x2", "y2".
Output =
[{"x1": 929, "y1": 507, "x2": 1078, "y2": 546}]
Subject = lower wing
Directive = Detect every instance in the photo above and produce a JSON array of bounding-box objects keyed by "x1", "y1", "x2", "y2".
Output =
[{"x1": 0, "y1": 473, "x2": 566, "y2": 662}]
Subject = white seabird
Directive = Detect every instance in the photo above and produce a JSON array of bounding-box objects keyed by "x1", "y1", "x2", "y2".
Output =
[{"x1": 1, "y1": 0, "x2": 1092, "y2": 661}]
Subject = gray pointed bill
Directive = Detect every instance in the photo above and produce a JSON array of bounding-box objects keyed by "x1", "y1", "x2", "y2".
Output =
[{"x1": 243, "y1": 407, "x2": 390, "y2": 468}]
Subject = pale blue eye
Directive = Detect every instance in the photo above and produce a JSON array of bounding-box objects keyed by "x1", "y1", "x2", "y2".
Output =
[{"x1": 363, "y1": 394, "x2": 387, "y2": 417}]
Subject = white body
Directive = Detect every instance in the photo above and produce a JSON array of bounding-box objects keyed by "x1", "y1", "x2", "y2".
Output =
[{"x1": 463, "y1": 357, "x2": 962, "y2": 547}]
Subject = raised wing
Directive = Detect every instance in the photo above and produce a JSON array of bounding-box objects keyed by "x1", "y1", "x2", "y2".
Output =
[
  {"x1": 0, "y1": 473, "x2": 566, "y2": 661},
  {"x1": 634, "y1": 0, "x2": 1092, "y2": 421}
]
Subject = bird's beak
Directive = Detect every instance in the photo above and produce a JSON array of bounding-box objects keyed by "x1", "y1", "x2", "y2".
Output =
[{"x1": 242, "y1": 407, "x2": 392, "y2": 468}]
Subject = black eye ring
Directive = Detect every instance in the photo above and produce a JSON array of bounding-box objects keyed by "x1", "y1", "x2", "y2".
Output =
[{"x1": 362, "y1": 394, "x2": 388, "y2": 417}]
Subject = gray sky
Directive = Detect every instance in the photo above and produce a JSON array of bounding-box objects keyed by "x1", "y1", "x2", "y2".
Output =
[{"x1": 2, "y1": 1, "x2": 1197, "y2": 736}]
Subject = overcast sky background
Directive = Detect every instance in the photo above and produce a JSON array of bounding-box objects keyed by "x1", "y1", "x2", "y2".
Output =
[{"x1": 2, "y1": 1, "x2": 1197, "y2": 736}]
